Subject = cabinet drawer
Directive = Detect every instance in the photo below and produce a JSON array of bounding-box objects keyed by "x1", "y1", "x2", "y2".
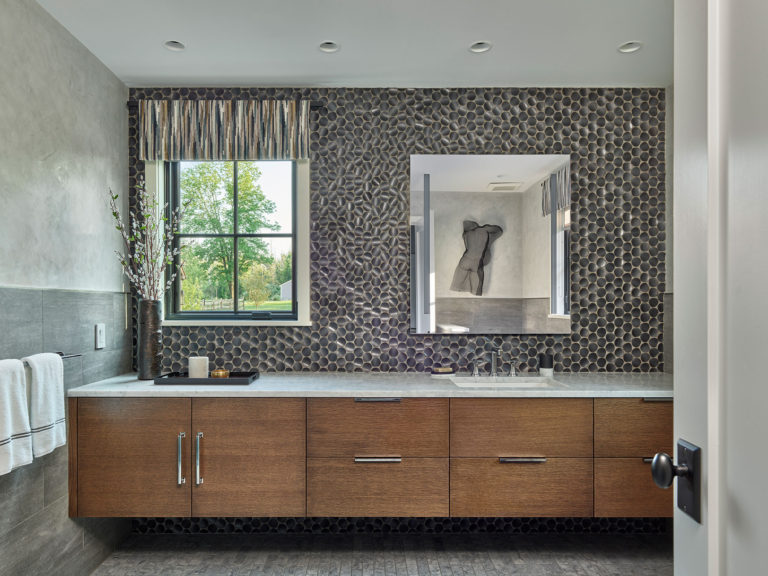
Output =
[
  {"x1": 450, "y1": 399, "x2": 593, "y2": 457},
  {"x1": 594, "y1": 398, "x2": 673, "y2": 457},
  {"x1": 307, "y1": 398, "x2": 449, "y2": 457},
  {"x1": 307, "y1": 457, "x2": 448, "y2": 516},
  {"x1": 450, "y1": 458, "x2": 593, "y2": 517},
  {"x1": 595, "y1": 458, "x2": 673, "y2": 517}
]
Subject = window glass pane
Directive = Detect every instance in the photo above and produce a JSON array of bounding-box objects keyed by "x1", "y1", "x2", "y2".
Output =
[
  {"x1": 179, "y1": 161, "x2": 234, "y2": 234},
  {"x1": 178, "y1": 237, "x2": 235, "y2": 311},
  {"x1": 238, "y1": 237, "x2": 293, "y2": 312},
  {"x1": 237, "y1": 161, "x2": 293, "y2": 233}
]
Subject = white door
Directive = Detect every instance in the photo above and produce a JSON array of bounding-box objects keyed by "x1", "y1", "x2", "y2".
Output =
[
  {"x1": 718, "y1": 0, "x2": 768, "y2": 573},
  {"x1": 674, "y1": 0, "x2": 768, "y2": 574},
  {"x1": 673, "y1": 0, "x2": 709, "y2": 573}
]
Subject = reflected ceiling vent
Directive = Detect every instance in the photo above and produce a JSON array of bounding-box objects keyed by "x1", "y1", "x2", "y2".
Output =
[{"x1": 486, "y1": 181, "x2": 522, "y2": 192}]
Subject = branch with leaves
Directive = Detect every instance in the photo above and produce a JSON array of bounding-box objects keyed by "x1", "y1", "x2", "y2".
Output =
[{"x1": 109, "y1": 177, "x2": 181, "y2": 301}]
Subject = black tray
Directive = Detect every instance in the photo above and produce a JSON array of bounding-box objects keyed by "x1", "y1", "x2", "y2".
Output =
[{"x1": 153, "y1": 371, "x2": 259, "y2": 385}]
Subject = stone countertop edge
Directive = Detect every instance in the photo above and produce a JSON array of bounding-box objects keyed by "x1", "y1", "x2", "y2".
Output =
[{"x1": 67, "y1": 372, "x2": 673, "y2": 399}]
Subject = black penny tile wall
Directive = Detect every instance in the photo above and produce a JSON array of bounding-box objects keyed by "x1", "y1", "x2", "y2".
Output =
[{"x1": 128, "y1": 87, "x2": 666, "y2": 373}]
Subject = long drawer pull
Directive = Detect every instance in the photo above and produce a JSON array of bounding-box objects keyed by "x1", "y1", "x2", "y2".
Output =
[
  {"x1": 176, "y1": 432, "x2": 186, "y2": 486},
  {"x1": 195, "y1": 432, "x2": 204, "y2": 486},
  {"x1": 499, "y1": 457, "x2": 547, "y2": 464},
  {"x1": 642, "y1": 397, "x2": 673, "y2": 403},
  {"x1": 354, "y1": 457, "x2": 403, "y2": 463},
  {"x1": 354, "y1": 397, "x2": 402, "y2": 403},
  {"x1": 643, "y1": 457, "x2": 655, "y2": 463}
]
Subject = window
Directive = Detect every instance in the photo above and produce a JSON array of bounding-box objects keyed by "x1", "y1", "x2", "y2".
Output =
[
  {"x1": 549, "y1": 171, "x2": 571, "y2": 316},
  {"x1": 164, "y1": 160, "x2": 306, "y2": 323}
]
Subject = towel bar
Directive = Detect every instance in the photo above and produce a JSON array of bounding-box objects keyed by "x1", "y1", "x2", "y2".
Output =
[{"x1": 22, "y1": 352, "x2": 81, "y2": 367}]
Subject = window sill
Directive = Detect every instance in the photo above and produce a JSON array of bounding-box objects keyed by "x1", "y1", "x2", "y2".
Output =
[
  {"x1": 163, "y1": 319, "x2": 312, "y2": 327},
  {"x1": 547, "y1": 314, "x2": 570, "y2": 320}
]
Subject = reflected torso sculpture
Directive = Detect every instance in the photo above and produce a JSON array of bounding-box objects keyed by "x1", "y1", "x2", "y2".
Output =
[{"x1": 449, "y1": 220, "x2": 503, "y2": 296}]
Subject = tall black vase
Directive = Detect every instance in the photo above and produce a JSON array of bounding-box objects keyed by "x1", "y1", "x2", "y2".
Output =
[{"x1": 138, "y1": 299, "x2": 162, "y2": 380}]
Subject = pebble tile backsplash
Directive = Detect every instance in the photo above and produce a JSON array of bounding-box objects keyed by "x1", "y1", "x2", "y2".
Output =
[{"x1": 128, "y1": 87, "x2": 666, "y2": 374}]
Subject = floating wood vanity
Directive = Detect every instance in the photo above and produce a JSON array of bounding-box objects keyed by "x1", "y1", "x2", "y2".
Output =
[{"x1": 67, "y1": 373, "x2": 673, "y2": 519}]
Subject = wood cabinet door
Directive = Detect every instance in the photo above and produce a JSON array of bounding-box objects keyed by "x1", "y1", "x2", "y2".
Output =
[
  {"x1": 594, "y1": 398, "x2": 673, "y2": 457},
  {"x1": 76, "y1": 398, "x2": 191, "y2": 517},
  {"x1": 450, "y1": 398, "x2": 593, "y2": 457},
  {"x1": 450, "y1": 458, "x2": 593, "y2": 517},
  {"x1": 595, "y1": 458, "x2": 673, "y2": 517},
  {"x1": 307, "y1": 398, "x2": 449, "y2": 457},
  {"x1": 191, "y1": 398, "x2": 306, "y2": 517}
]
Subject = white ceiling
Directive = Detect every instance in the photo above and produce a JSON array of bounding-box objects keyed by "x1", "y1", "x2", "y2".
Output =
[
  {"x1": 37, "y1": 0, "x2": 673, "y2": 88},
  {"x1": 410, "y1": 155, "x2": 570, "y2": 194}
]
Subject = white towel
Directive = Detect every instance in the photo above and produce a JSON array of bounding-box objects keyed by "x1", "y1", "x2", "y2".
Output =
[
  {"x1": 21, "y1": 353, "x2": 66, "y2": 457},
  {"x1": 0, "y1": 359, "x2": 33, "y2": 475}
]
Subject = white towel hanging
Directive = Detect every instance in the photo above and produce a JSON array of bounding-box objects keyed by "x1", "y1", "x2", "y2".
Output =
[
  {"x1": 0, "y1": 359, "x2": 33, "y2": 475},
  {"x1": 21, "y1": 353, "x2": 66, "y2": 457}
]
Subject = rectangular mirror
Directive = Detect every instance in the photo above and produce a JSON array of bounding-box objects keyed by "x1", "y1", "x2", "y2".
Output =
[{"x1": 410, "y1": 154, "x2": 571, "y2": 334}]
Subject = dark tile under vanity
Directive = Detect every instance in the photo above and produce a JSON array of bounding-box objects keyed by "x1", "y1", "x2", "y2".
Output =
[{"x1": 132, "y1": 516, "x2": 670, "y2": 535}]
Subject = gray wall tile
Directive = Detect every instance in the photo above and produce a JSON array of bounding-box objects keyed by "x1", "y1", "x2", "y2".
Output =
[
  {"x1": 522, "y1": 298, "x2": 571, "y2": 334},
  {"x1": 435, "y1": 298, "x2": 523, "y2": 334},
  {"x1": 0, "y1": 497, "x2": 82, "y2": 576},
  {"x1": 42, "y1": 447, "x2": 68, "y2": 507},
  {"x1": 112, "y1": 292, "x2": 131, "y2": 351},
  {"x1": 42, "y1": 289, "x2": 114, "y2": 355},
  {"x1": 82, "y1": 347, "x2": 132, "y2": 384},
  {"x1": 0, "y1": 287, "x2": 42, "y2": 360},
  {"x1": 0, "y1": 288, "x2": 132, "y2": 575},
  {"x1": 63, "y1": 355, "x2": 84, "y2": 394},
  {"x1": 51, "y1": 518, "x2": 132, "y2": 576},
  {"x1": 0, "y1": 460, "x2": 44, "y2": 538}
]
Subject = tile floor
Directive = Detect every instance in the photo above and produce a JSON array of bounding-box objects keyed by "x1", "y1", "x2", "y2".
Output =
[{"x1": 91, "y1": 533, "x2": 673, "y2": 575}]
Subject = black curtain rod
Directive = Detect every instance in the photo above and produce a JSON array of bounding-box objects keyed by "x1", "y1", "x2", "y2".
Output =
[{"x1": 126, "y1": 100, "x2": 326, "y2": 111}]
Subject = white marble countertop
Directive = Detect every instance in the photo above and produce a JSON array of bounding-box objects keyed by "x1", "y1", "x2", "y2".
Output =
[{"x1": 68, "y1": 371, "x2": 673, "y2": 399}]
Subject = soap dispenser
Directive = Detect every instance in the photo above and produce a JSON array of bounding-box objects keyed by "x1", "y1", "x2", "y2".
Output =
[{"x1": 538, "y1": 353, "x2": 554, "y2": 378}]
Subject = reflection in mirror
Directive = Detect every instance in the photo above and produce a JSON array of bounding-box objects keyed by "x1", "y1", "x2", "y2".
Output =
[{"x1": 410, "y1": 155, "x2": 571, "y2": 335}]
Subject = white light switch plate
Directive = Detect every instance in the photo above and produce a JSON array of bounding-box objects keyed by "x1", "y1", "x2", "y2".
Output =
[{"x1": 95, "y1": 323, "x2": 106, "y2": 349}]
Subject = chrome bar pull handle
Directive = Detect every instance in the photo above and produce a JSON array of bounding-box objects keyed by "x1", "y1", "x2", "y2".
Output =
[
  {"x1": 643, "y1": 457, "x2": 655, "y2": 463},
  {"x1": 354, "y1": 398, "x2": 401, "y2": 403},
  {"x1": 354, "y1": 457, "x2": 403, "y2": 463},
  {"x1": 499, "y1": 457, "x2": 547, "y2": 464},
  {"x1": 177, "y1": 432, "x2": 186, "y2": 485},
  {"x1": 642, "y1": 397, "x2": 673, "y2": 403},
  {"x1": 195, "y1": 432, "x2": 204, "y2": 486}
]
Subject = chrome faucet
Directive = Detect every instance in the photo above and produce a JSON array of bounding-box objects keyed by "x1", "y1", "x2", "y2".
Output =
[{"x1": 490, "y1": 347, "x2": 502, "y2": 378}]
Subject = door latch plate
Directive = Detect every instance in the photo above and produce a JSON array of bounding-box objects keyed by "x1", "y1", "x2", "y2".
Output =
[{"x1": 677, "y1": 438, "x2": 701, "y2": 523}]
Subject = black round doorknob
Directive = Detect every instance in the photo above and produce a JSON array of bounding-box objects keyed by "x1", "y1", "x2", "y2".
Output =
[{"x1": 651, "y1": 452, "x2": 689, "y2": 489}]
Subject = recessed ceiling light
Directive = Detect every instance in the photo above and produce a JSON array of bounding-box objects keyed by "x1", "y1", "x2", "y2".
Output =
[
  {"x1": 319, "y1": 41, "x2": 340, "y2": 53},
  {"x1": 617, "y1": 41, "x2": 643, "y2": 54},
  {"x1": 469, "y1": 41, "x2": 492, "y2": 54},
  {"x1": 163, "y1": 40, "x2": 186, "y2": 52}
]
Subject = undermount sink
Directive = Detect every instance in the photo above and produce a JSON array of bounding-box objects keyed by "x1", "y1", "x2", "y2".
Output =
[{"x1": 450, "y1": 375, "x2": 561, "y2": 388}]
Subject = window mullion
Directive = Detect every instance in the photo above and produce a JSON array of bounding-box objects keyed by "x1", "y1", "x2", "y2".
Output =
[
  {"x1": 233, "y1": 161, "x2": 239, "y2": 314},
  {"x1": 291, "y1": 160, "x2": 298, "y2": 316}
]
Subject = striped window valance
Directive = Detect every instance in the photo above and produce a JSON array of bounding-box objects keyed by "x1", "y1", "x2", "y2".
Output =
[
  {"x1": 138, "y1": 100, "x2": 310, "y2": 161},
  {"x1": 541, "y1": 164, "x2": 571, "y2": 217}
]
